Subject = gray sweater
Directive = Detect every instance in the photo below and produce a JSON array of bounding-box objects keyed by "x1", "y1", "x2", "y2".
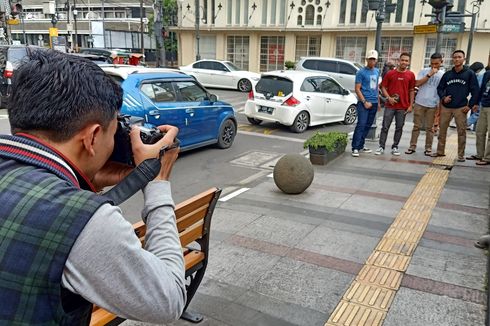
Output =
[{"x1": 61, "y1": 181, "x2": 186, "y2": 323}]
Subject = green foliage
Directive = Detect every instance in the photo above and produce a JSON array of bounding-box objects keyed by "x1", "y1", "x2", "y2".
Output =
[
  {"x1": 303, "y1": 131, "x2": 348, "y2": 151},
  {"x1": 284, "y1": 61, "x2": 295, "y2": 70}
]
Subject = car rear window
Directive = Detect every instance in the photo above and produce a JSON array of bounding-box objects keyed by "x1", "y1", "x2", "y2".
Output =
[
  {"x1": 7, "y1": 47, "x2": 28, "y2": 69},
  {"x1": 255, "y1": 75, "x2": 293, "y2": 97}
]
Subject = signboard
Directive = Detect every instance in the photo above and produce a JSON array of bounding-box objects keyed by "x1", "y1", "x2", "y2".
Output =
[
  {"x1": 414, "y1": 25, "x2": 437, "y2": 34},
  {"x1": 51, "y1": 36, "x2": 67, "y2": 53},
  {"x1": 440, "y1": 23, "x2": 465, "y2": 33}
]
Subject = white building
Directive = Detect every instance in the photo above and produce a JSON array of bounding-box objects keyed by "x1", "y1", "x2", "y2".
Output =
[{"x1": 176, "y1": 0, "x2": 490, "y2": 72}]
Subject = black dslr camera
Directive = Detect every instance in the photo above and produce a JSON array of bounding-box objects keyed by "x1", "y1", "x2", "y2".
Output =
[{"x1": 111, "y1": 114, "x2": 165, "y2": 166}]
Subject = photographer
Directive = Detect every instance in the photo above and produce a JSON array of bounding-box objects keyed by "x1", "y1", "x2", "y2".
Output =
[{"x1": 0, "y1": 50, "x2": 186, "y2": 324}]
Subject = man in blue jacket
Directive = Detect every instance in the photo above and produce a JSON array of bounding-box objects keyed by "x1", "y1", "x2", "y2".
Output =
[
  {"x1": 473, "y1": 70, "x2": 490, "y2": 165},
  {"x1": 435, "y1": 50, "x2": 479, "y2": 162}
]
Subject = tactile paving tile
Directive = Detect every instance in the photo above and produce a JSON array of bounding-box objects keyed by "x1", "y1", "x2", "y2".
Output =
[
  {"x1": 356, "y1": 265, "x2": 403, "y2": 290},
  {"x1": 326, "y1": 301, "x2": 385, "y2": 326},
  {"x1": 384, "y1": 228, "x2": 422, "y2": 243},
  {"x1": 432, "y1": 134, "x2": 458, "y2": 166},
  {"x1": 376, "y1": 238, "x2": 418, "y2": 256},
  {"x1": 343, "y1": 282, "x2": 397, "y2": 311},
  {"x1": 366, "y1": 251, "x2": 411, "y2": 271}
]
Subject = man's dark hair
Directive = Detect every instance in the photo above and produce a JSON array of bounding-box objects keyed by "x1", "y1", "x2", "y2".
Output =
[
  {"x1": 430, "y1": 53, "x2": 443, "y2": 60},
  {"x1": 8, "y1": 49, "x2": 122, "y2": 142},
  {"x1": 400, "y1": 52, "x2": 411, "y2": 59},
  {"x1": 469, "y1": 62, "x2": 484, "y2": 73},
  {"x1": 452, "y1": 49, "x2": 465, "y2": 57}
]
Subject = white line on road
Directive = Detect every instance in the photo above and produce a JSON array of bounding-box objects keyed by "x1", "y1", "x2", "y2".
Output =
[
  {"x1": 218, "y1": 187, "x2": 250, "y2": 202},
  {"x1": 238, "y1": 130, "x2": 305, "y2": 143},
  {"x1": 0, "y1": 115, "x2": 8, "y2": 120}
]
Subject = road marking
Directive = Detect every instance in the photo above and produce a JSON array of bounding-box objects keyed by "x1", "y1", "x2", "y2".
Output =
[
  {"x1": 218, "y1": 187, "x2": 250, "y2": 202},
  {"x1": 325, "y1": 134, "x2": 457, "y2": 326},
  {"x1": 0, "y1": 115, "x2": 8, "y2": 120},
  {"x1": 238, "y1": 129, "x2": 305, "y2": 143}
]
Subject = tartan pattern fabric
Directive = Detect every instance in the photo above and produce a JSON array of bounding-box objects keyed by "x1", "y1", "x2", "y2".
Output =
[{"x1": 0, "y1": 135, "x2": 109, "y2": 325}]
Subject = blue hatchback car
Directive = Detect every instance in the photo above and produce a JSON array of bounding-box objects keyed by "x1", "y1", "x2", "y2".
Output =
[{"x1": 102, "y1": 66, "x2": 237, "y2": 151}]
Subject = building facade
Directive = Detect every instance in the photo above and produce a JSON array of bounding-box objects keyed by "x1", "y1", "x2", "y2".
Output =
[{"x1": 176, "y1": 0, "x2": 490, "y2": 73}]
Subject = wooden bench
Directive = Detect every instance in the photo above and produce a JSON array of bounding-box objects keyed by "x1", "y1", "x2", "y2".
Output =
[{"x1": 90, "y1": 187, "x2": 222, "y2": 325}]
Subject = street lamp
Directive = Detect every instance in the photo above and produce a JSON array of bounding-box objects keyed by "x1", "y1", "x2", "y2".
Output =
[
  {"x1": 73, "y1": 7, "x2": 78, "y2": 50},
  {"x1": 195, "y1": 0, "x2": 201, "y2": 61},
  {"x1": 368, "y1": 0, "x2": 397, "y2": 53}
]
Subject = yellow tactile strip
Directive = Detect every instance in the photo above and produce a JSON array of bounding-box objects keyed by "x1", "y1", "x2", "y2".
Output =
[{"x1": 325, "y1": 135, "x2": 457, "y2": 326}]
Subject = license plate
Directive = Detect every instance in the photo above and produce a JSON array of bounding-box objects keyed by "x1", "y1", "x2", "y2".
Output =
[{"x1": 258, "y1": 106, "x2": 274, "y2": 114}]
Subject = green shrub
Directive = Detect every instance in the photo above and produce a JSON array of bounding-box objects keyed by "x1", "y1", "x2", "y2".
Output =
[
  {"x1": 303, "y1": 131, "x2": 348, "y2": 151},
  {"x1": 284, "y1": 61, "x2": 296, "y2": 70}
]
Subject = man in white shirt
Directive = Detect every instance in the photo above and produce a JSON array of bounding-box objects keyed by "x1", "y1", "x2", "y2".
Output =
[{"x1": 405, "y1": 53, "x2": 444, "y2": 156}]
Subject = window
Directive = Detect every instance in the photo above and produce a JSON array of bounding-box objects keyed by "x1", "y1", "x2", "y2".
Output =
[
  {"x1": 279, "y1": 0, "x2": 286, "y2": 24},
  {"x1": 350, "y1": 0, "x2": 358, "y2": 24},
  {"x1": 318, "y1": 60, "x2": 338, "y2": 72},
  {"x1": 305, "y1": 5, "x2": 315, "y2": 25},
  {"x1": 213, "y1": 62, "x2": 228, "y2": 71},
  {"x1": 335, "y1": 36, "x2": 367, "y2": 64},
  {"x1": 212, "y1": 0, "x2": 216, "y2": 24},
  {"x1": 458, "y1": 0, "x2": 466, "y2": 13},
  {"x1": 227, "y1": 0, "x2": 232, "y2": 24},
  {"x1": 271, "y1": 0, "x2": 277, "y2": 24},
  {"x1": 339, "y1": 0, "x2": 347, "y2": 24},
  {"x1": 200, "y1": 61, "x2": 214, "y2": 69},
  {"x1": 193, "y1": 62, "x2": 203, "y2": 68},
  {"x1": 235, "y1": 0, "x2": 241, "y2": 24},
  {"x1": 338, "y1": 62, "x2": 357, "y2": 75},
  {"x1": 317, "y1": 14, "x2": 322, "y2": 25},
  {"x1": 395, "y1": 0, "x2": 403, "y2": 23},
  {"x1": 360, "y1": 0, "x2": 368, "y2": 23},
  {"x1": 260, "y1": 36, "x2": 285, "y2": 72},
  {"x1": 424, "y1": 37, "x2": 457, "y2": 70},
  {"x1": 140, "y1": 82, "x2": 176, "y2": 103},
  {"x1": 297, "y1": 16, "x2": 303, "y2": 25},
  {"x1": 256, "y1": 75, "x2": 293, "y2": 96},
  {"x1": 320, "y1": 79, "x2": 342, "y2": 94},
  {"x1": 407, "y1": 0, "x2": 416, "y2": 23},
  {"x1": 301, "y1": 77, "x2": 322, "y2": 92},
  {"x1": 262, "y1": 0, "x2": 268, "y2": 24},
  {"x1": 295, "y1": 36, "x2": 321, "y2": 61},
  {"x1": 244, "y1": 0, "x2": 249, "y2": 24},
  {"x1": 379, "y1": 36, "x2": 413, "y2": 67},
  {"x1": 200, "y1": 36, "x2": 217, "y2": 59},
  {"x1": 227, "y1": 36, "x2": 250, "y2": 70},
  {"x1": 174, "y1": 81, "x2": 208, "y2": 102}
]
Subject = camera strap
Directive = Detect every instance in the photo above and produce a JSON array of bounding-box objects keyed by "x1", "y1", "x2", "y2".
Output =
[{"x1": 104, "y1": 158, "x2": 161, "y2": 205}]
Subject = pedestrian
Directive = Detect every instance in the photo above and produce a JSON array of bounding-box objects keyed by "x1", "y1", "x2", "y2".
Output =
[
  {"x1": 405, "y1": 53, "x2": 444, "y2": 156},
  {"x1": 0, "y1": 49, "x2": 186, "y2": 324},
  {"x1": 351, "y1": 49, "x2": 380, "y2": 157},
  {"x1": 375, "y1": 52, "x2": 416, "y2": 156},
  {"x1": 434, "y1": 49, "x2": 479, "y2": 162},
  {"x1": 382, "y1": 61, "x2": 395, "y2": 78},
  {"x1": 467, "y1": 68, "x2": 490, "y2": 164},
  {"x1": 466, "y1": 61, "x2": 485, "y2": 131}
]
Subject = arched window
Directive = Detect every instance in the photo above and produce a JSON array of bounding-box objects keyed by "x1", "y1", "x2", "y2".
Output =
[
  {"x1": 297, "y1": 15, "x2": 303, "y2": 25},
  {"x1": 395, "y1": 0, "x2": 404, "y2": 23},
  {"x1": 305, "y1": 5, "x2": 315, "y2": 25},
  {"x1": 317, "y1": 14, "x2": 322, "y2": 25}
]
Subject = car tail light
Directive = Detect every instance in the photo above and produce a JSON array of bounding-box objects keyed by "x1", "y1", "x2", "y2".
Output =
[
  {"x1": 3, "y1": 61, "x2": 13, "y2": 78},
  {"x1": 283, "y1": 96, "x2": 301, "y2": 107},
  {"x1": 248, "y1": 90, "x2": 254, "y2": 100}
]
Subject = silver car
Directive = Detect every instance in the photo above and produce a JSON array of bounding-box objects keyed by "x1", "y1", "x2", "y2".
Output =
[{"x1": 295, "y1": 57, "x2": 363, "y2": 92}]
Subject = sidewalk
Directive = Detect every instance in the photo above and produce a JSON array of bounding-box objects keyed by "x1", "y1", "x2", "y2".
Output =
[{"x1": 124, "y1": 120, "x2": 489, "y2": 326}]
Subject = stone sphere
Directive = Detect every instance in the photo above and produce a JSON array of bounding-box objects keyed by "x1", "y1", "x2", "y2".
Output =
[{"x1": 273, "y1": 154, "x2": 314, "y2": 194}]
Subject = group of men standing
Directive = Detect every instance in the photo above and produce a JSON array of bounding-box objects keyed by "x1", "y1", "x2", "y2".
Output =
[{"x1": 352, "y1": 48, "x2": 489, "y2": 164}]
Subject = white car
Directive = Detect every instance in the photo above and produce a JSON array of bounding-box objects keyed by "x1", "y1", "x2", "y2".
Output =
[
  {"x1": 180, "y1": 59, "x2": 260, "y2": 92},
  {"x1": 244, "y1": 71, "x2": 357, "y2": 133}
]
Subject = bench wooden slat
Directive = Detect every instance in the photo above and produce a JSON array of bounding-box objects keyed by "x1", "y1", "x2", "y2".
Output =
[
  {"x1": 185, "y1": 250, "x2": 205, "y2": 270},
  {"x1": 174, "y1": 190, "x2": 216, "y2": 220},
  {"x1": 90, "y1": 308, "x2": 117, "y2": 326},
  {"x1": 179, "y1": 221, "x2": 204, "y2": 247},
  {"x1": 176, "y1": 204, "x2": 208, "y2": 232}
]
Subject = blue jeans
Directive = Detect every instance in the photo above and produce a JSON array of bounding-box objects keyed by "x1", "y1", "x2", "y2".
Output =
[
  {"x1": 467, "y1": 106, "x2": 480, "y2": 130},
  {"x1": 352, "y1": 101, "x2": 378, "y2": 150}
]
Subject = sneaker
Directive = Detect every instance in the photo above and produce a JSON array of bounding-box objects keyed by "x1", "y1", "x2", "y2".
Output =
[
  {"x1": 352, "y1": 149, "x2": 360, "y2": 157},
  {"x1": 362, "y1": 147, "x2": 372, "y2": 153},
  {"x1": 375, "y1": 147, "x2": 384, "y2": 155},
  {"x1": 391, "y1": 147, "x2": 401, "y2": 156}
]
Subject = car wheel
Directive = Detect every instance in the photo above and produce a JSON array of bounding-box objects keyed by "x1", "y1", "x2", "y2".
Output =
[
  {"x1": 217, "y1": 119, "x2": 236, "y2": 149},
  {"x1": 344, "y1": 104, "x2": 357, "y2": 125},
  {"x1": 237, "y1": 79, "x2": 252, "y2": 92},
  {"x1": 247, "y1": 117, "x2": 262, "y2": 125},
  {"x1": 290, "y1": 111, "x2": 310, "y2": 133}
]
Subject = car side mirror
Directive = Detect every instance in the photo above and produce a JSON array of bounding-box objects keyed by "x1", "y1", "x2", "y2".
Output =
[
  {"x1": 209, "y1": 94, "x2": 218, "y2": 102},
  {"x1": 342, "y1": 89, "x2": 350, "y2": 96}
]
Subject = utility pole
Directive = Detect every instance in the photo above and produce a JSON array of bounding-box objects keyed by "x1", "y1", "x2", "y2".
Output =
[
  {"x1": 374, "y1": 0, "x2": 386, "y2": 53},
  {"x1": 140, "y1": 0, "x2": 144, "y2": 55},
  {"x1": 154, "y1": 0, "x2": 166, "y2": 67},
  {"x1": 435, "y1": 6, "x2": 446, "y2": 54},
  {"x1": 73, "y1": 0, "x2": 78, "y2": 51},
  {"x1": 466, "y1": 0, "x2": 483, "y2": 63},
  {"x1": 101, "y1": 0, "x2": 105, "y2": 47},
  {"x1": 195, "y1": 0, "x2": 200, "y2": 60}
]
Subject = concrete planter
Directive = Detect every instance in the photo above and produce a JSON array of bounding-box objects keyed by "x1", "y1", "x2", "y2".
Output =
[{"x1": 308, "y1": 145, "x2": 345, "y2": 165}]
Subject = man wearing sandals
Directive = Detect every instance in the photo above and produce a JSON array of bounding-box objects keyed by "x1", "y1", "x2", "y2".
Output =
[
  {"x1": 434, "y1": 50, "x2": 479, "y2": 162},
  {"x1": 467, "y1": 69, "x2": 490, "y2": 165},
  {"x1": 405, "y1": 53, "x2": 444, "y2": 156}
]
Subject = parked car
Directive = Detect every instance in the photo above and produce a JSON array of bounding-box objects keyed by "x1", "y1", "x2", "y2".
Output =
[
  {"x1": 295, "y1": 57, "x2": 363, "y2": 92},
  {"x1": 179, "y1": 59, "x2": 260, "y2": 92},
  {"x1": 0, "y1": 45, "x2": 41, "y2": 108},
  {"x1": 244, "y1": 70, "x2": 357, "y2": 133},
  {"x1": 102, "y1": 66, "x2": 237, "y2": 151}
]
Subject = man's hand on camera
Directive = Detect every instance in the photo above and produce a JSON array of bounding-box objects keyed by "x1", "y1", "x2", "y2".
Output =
[
  {"x1": 92, "y1": 161, "x2": 133, "y2": 192},
  {"x1": 130, "y1": 125, "x2": 180, "y2": 181}
]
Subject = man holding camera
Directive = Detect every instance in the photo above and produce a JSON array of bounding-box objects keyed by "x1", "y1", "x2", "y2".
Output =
[{"x1": 0, "y1": 50, "x2": 186, "y2": 324}]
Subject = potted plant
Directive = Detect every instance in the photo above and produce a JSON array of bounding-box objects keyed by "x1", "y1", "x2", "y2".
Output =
[
  {"x1": 284, "y1": 61, "x2": 296, "y2": 70},
  {"x1": 303, "y1": 131, "x2": 348, "y2": 165}
]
